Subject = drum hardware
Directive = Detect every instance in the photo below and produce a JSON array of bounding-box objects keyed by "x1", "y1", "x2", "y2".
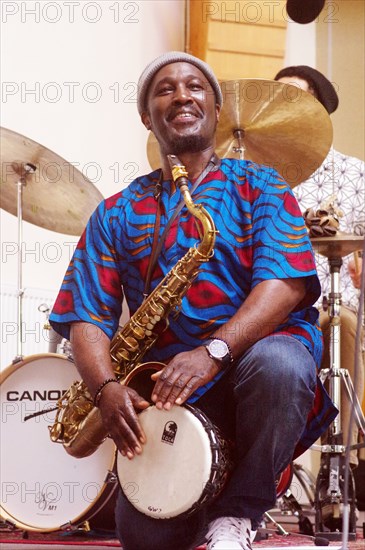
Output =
[
  {"x1": 147, "y1": 79, "x2": 333, "y2": 187},
  {"x1": 38, "y1": 303, "x2": 64, "y2": 354},
  {"x1": 257, "y1": 462, "x2": 316, "y2": 540},
  {"x1": 279, "y1": 491, "x2": 314, "y2": 536},
  {"x1": 290, "y1": 462, "x2": 316, "y2": 508},
  {"x1": 232, "y1": 128, "x2": 245, "y2": 158},
  {"x1": 38, "y1": 303, "x2": 51, "y2": 330},
  {"x1": 10, "y1": 161, "x2": 37, "y2": 362},
  {"x1": 310, "y1": 234, "x2": 365, "y2": 541},
  {"x1": 57, "y1": 339, "x2": 74, "y2": 360},
  {"x1": 0, "y1": 127, "x2": 104, "y2": 361},
  {"x1": 278, "y1": 463, "x2": 316, "y2": 536},
  {"x1": 259, "y1": 520, "x2": 333, "y2": 547},
  {"x1": 59, "y1": 470, "x2": 119, "y2": 535},
  {"x1": 264, "y1": 511, "x2": 290, "y2": 536}
]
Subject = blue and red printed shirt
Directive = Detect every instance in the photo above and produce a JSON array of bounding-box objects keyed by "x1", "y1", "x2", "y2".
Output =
[{"x1": 50, "y1": 158, "x2": 337, "y2": 456}]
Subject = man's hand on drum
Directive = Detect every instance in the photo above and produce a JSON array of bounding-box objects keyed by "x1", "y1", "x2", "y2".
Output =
[
  {"x1": 150, "y1": 347, "x2": 220, "y2": 410},
  {"x1": 98, "y1": 383, "x2": 149, "y2": 459}
]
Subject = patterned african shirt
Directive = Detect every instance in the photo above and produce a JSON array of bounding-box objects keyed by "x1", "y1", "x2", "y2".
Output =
[
  {"x1": 50, "y1": 158, "x2": 337, "y2": 455},
  {"x1": 293, "y1": 148, "x2": 365, "y2": 312}
]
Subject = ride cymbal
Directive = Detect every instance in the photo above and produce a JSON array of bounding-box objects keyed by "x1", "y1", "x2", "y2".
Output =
[
  {"x1": 0, "y1": 127, "x2": 104, "y2": 236},
  {"x1": 147, "y1": 79, "x2": 333, "y2": 187}
]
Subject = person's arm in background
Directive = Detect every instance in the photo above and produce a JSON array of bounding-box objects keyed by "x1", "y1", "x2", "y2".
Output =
[{"x1": 348, "y1": 253, "x2": 363, "y2": 289}]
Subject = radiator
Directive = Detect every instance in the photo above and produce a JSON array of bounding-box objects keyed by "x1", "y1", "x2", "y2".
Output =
[{"x1": 1, "y1": 283, "x2": 58, "y2": 370}]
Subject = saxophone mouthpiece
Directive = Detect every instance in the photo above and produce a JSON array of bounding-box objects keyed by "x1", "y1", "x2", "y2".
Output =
[
  {"x1": 167, "y1": 154, "x2": 181, "y2": 168},
  {"x1": 167, "y1": 154, "x2": 189, "y2": 187}
]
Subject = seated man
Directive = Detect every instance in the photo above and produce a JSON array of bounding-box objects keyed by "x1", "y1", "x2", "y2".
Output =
[{"x1": 50, "y1": 53, "x2": 337, "y2": 550}]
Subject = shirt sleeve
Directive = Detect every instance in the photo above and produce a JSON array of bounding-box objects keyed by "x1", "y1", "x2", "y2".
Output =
[
  {"x1": 251, "y1": 168, "x2": 321, "y2": 310},
  {"x1": 49, "y1": 200, "x2": 124, "y2": 341}
]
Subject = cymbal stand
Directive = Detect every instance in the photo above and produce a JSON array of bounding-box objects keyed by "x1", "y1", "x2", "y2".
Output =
[
  {"x1": 314, "y1": 255, "x2": 365, "y2": 540},
  {"x1": 232, "y1": 129, "x2": 245, "y2": 159},
  {"x1": 12, "y1": 162, "x2": 36, "y2": 363}
]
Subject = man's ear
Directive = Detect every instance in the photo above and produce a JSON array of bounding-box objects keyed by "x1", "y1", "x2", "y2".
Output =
[
  {"x1": 216, "y1": 103, "x2": 221, "y2": 122},
  {"x1": 141, "y1": 112, "x2": 152, "y2": 131}
]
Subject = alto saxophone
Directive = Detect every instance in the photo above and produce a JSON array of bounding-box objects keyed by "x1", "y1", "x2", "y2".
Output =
[{"x1": 49, "y1": 155, "x2": 216, "y2": 458}]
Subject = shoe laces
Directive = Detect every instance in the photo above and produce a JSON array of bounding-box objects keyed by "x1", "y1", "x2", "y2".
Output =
[{"x1": 206, "y1": 516, "x2": 253, "y2": 549}]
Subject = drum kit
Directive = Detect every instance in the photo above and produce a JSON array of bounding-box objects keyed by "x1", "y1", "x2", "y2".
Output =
[
  {"x1": 0, "y1": 127, "x2": 117, "y2": 533},
  {"x1": 310, "y1": 236, "x2": 365, "y2": 540},
  {"x1": 1, "y1": 79, "x2": 364, "y2": 538}
]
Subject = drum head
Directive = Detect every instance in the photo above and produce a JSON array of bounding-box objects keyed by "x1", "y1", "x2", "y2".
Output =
[
  {"x1": 0, "y1": 354, "x2": 116, "y2": 531},
  {"x1": 117, "y1": 406, "x2": 213, "y2": 519}
]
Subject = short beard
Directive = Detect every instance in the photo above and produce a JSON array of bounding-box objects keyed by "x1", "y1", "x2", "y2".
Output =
[{"x1": 166, "y1": 134, "x2": 211, "y2": 155}]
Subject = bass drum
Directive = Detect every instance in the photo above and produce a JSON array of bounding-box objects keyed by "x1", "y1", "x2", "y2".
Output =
[{"x1": 0, "y1": 354, "x2": 117, "y2": 532}]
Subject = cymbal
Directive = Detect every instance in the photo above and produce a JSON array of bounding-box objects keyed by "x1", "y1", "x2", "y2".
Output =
[
  {"x1": 147, "y1": 79, "x2": 333, "y2": 187},
  {"x1": 0, "y1": 127, "x2": 104, "y2": 236},
  {"x1": 311, "y1": 234, "x2": 364, "y2": 259}
]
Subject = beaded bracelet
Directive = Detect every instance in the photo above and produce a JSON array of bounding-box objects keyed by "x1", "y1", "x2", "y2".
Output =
[{"x1": 93, "y1": 378, "x2": 120, "y2": 407}]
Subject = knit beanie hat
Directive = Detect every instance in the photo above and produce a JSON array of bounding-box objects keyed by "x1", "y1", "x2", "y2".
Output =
[
  {"x1": 274, "y1": 65, "x2": 339, "y2": 114},
  {"x1": 137, "y1": 51, "x2": 223, "y2": 115}
]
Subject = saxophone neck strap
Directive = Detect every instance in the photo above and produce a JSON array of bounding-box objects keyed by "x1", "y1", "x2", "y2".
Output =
[{"x1": 143, "y1": 154, "x2": 221, "y2": 298}]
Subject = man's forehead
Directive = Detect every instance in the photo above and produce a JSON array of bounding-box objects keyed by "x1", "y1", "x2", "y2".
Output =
[{"x1": 151, "y1": 62, "x2": 209, "y2": 85}]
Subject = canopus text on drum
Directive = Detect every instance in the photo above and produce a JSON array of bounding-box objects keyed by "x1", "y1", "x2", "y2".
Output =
[{"x1": 5, "y1": 389, "x2": 67, "y2": 401}]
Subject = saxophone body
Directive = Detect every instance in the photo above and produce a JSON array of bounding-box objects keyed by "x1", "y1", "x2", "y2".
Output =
[{"x1": 49, "y1": 156, "x2": 216, "y2": 458}]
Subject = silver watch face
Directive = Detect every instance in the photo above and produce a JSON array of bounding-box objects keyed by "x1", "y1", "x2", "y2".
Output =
[{"x1": 208, "y1": 339, "x2": 229, "y2": 360}]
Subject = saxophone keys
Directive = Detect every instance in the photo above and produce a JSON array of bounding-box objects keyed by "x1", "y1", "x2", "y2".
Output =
[
  {"x1": 150, "y1": 304, "x2": 164, "y2": 316},
  {"x1": 75, "y1": 402, "x2": 94, "y2": 415},
  {"x1": 49, "y1": 422, "x2": 64, "y2": 442},
  {"x1": 117, "y1": 350, "x2": 130, "y2": 362},
  {"x1": 69, "y1": 385, "x2": 78, "y2": 400},
  {"x1": 124, "y1": 336, "x2": 139, "y2": 351},
  {"x1": 131, "y1": 325, "x2": 145, "y2": 338}
]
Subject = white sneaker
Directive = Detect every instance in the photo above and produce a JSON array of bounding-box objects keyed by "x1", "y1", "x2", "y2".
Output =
[{"x1": 206, "y1": 516, "x2": 254, "y2": 550}]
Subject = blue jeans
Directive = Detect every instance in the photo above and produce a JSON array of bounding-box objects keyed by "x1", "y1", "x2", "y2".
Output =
[{"x1": 115, "y1": 335, "x2": 317, "y2": 550}]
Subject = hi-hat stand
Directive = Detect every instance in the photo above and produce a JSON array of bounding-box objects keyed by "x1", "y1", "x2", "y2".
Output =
[{"x1": 311, "y1": 236, "x2": 365, "y2": 541}]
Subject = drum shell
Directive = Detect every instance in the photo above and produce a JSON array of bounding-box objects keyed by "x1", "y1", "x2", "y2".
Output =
[
  {"x1": 117, "y1": 403, "x2": 232, "y2": 519},
  {"x1": 0, "y1": 353, "x2": 116, "y2": 532}
]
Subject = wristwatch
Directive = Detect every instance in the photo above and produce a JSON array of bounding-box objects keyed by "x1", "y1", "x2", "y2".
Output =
[{"x1": 205, "y1": 338, "x2": 233, "y2": 370}]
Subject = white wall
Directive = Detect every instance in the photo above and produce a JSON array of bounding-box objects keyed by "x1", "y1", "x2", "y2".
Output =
[
  {"x1": 284, "y1": 20, "x2": 316, "y2": 67},
  {"x1": 1, "y1": 0, "x2": 185, "y2": 368}
]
